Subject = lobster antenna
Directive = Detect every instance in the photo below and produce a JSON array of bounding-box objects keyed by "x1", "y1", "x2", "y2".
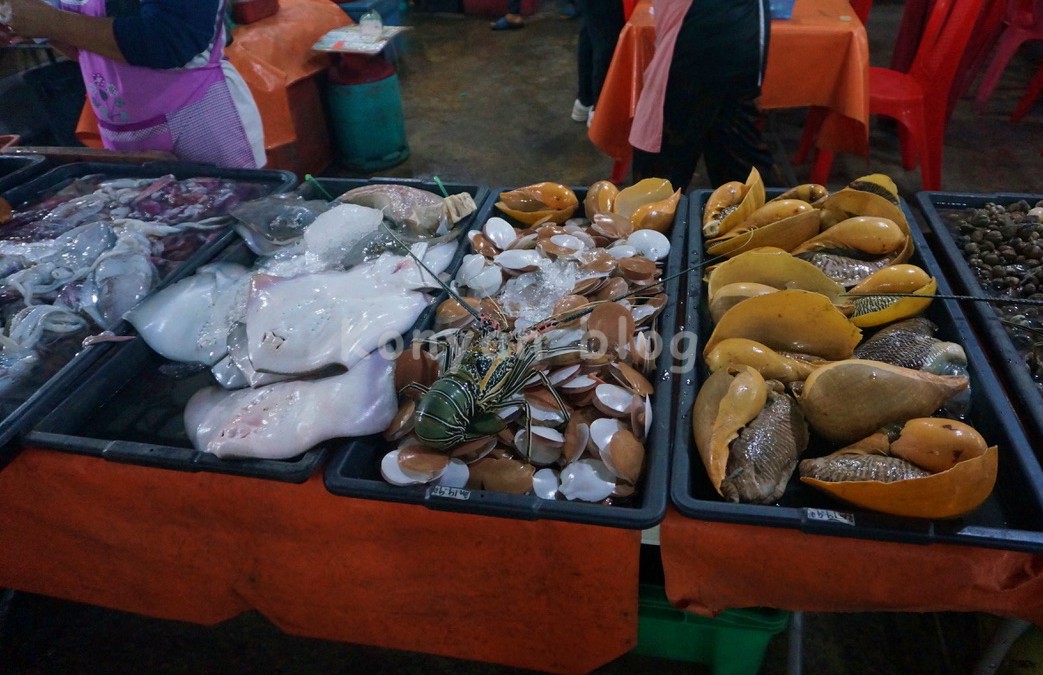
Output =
[
  {"x1": 380, "y1": 221, "x2": 485, "y2": 323},
  {"x1": 1000, "y1": 319, "x2": 1043, "y2": 336},
  {"x1": 840, "y1": 292, "x2": 1043, "y2": 306}
]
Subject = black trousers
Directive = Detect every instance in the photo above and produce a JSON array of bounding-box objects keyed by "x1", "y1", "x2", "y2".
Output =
[
  {"x1": 576, "y1": 0, "x2": 625, "y2": 108},
  {"x1": 632, "y1": 0, "x2": 775, "y2": 190}
]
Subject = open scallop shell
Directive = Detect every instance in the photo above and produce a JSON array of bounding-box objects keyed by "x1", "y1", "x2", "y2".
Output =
[{"x1": 496, "y1": 182, "x2": 579, "y2": 225}]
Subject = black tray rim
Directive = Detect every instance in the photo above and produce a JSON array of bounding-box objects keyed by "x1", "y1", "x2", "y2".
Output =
[
  {"x1": 0, "y1": 154, "x2": 49, "y2": 194},
  {"x1": 323, "y1": 185, "x2": 685, "y2": 530},
  {"x1": 668, "y1": 189, "x2": 1043, "y2": 553},
  {"x1": 1, "y1": 162, "x2": 299, "y2": 471}
]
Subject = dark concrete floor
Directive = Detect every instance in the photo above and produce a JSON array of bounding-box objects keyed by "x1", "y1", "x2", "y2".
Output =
[{"x1": 3, "y1": 1, "x2": 1043, "y2": 674}]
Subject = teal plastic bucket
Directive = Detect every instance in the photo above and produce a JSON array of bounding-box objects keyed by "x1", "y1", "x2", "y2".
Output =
[{"x1": 326, "y1": 74, "x2": 410, "y2": 171}]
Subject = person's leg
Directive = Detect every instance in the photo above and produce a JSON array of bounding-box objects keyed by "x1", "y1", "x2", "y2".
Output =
[
  {"x1": 576, "y1": 1, "x2": 594, "y2": 108},
  {"x1": 702, "y1": 83, "x2": 775, "y2": 187},
  {"x1": 585, "y1": 0, "x2": 625, "y2": 105},
  {"x1": 492, "y1": 0, "x2": 524, "y2": 29}
]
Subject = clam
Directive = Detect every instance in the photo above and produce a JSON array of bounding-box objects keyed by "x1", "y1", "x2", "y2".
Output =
[
  {"x1": 703, "y1": 289, "x2": 862, "y2": 361},
  {"x1": 704, "y1": 338, "x2": 827, "y2": 383},
  {"x1": 551, "y1": 295, "x2": 589, "y2": 326},
  {"x1": 435, "y1": 458, "x2": 470, "y2": 488},
  {"x1": 494, "y1": 249, "x2": 542, "y2": 272},
  {"x1": 630, "y1": 188, "x2": 681, "y2": 233},
  {"x1": 509, "y1": 232, "x2": 539, "y2": 250},
  {"x1": 384, "y1": 400, "x2": 417, "y2": 441},
  {"x1": 394, "y1": 347, "x2": 440, "y2": 391},
  {"x1": 435, "y1": 296, "x2": 481, "y2": 330},
  {"x1": 457, "y1": 253, "x2": 486, "y2": 283},
  {"x1": 602, "y1": 428, "x2": 645, "y2": 484},
  {"x1": 585, "y1": 180, "x2": 620, "y2": 218},
  {"x1": 533, "y1": 468, "x2": 561, "y2": 499},
  {"x1": 466, "y1": 265, "x2": 504, "y2": 297},
  {"x1": 483, "y1": 217, "x2": 518, "y2": 249},
  {"x1": 614, "y1": 178, "x2": 674, "y2": 220},
  {"x1": 799, "y1": 444, "x2": 998, "y2": 520},
  {"x1": 451, "y1": 436, "x2": 498, "y2": 463},
  {"x1": 632, "y1": 331, "x2": 659, "y2": 372},
  {"x1": 559, "y1": 459, "x2": 617, "y2": 501},
  {"x1": 560, "y1": 374, "x2": 599, "y2": 394},
  {"x1": 549, "y1": 363, "x2": 582, "y2": 386},
  {"x1": 588, "y1": 301, "x2": 636, "y2": 352},
  {"x1": 591, "y1": 212, "x2": 634, "y2": 239},
  {"x1": 563, "y1": 415, "x2": 591, "y2": 463},
  {"x1": 846, "y1": 264, "x2": 937, "y2": 328},
  {"x1": 468, "y1": 230, "x2": 500, "y2": 257},
  {"x1": 515, "y1": 427, "x2": 565, "y2": 466},
  {"x1": 705, "y1": 248, "x2": 845, "y2": 306},
  {"x1": 589, "y1": 417, "x2": 625, "y2": 456},
  {"x1": 593, "y1": 383, "x2": 637, "y2": 417},
  {"x1": 381, "y1": 446, "x2": 448, "y2": 486},
  {"x1": 575, "y1": 250, "x2": 616, "y2": 275},
  {"x1": 705, "y1": 210, "x2": 822, "y2": 259},
  {"x1": 595, "y1": 277, "x2": 631, "y2": 302},
  {"x1": 627, "y1": 229, "x2": 671, "y2": 261},
  {"x1": 702, "y1": 167, "x2": 765, "y2": 238},
  {"x1": 468, "y1": 457, "x2": 535, "y2": 494},
  {"x1": 607, "y1": 244, "x2": 638, "y2": 259},
  {"x1": 619, "y1": 256, "x2": 656, "y2": 282},
  {"x1": 792, "y1": 359, "x2": 970, "y2": 443},
  {"x1": 610, "y1": 361, "x2": 654, "y2": 395}
]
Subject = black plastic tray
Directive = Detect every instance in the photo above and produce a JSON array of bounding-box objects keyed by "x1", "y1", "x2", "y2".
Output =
[
  {"x1": 914, "y1": 191, "x2": 1043, "y2": 447},
  {"x1": 0, "y1": 162, "x2": 297, "y2": 470},
  {"x1": 323, "y1": 186, "x2": 687, "y2": 529},
  {"x1": 25, "y1": 177, "x2": 488, "y2": 481},
  {"x1": 0, "y1": 154, "x2": 48, "y2": 193},
  {"x1": 670, "y1": 190, "x2": 1043, "y2": 553}
]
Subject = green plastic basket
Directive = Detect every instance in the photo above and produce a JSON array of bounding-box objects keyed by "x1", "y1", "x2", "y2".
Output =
[{"x1": 635, "y1": 585, "x2": 789, "y2": 675}]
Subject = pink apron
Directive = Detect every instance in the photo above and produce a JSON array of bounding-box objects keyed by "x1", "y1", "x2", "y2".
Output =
[{"x1": 61, "y1": 0, "x2": 258, "y2": 168}]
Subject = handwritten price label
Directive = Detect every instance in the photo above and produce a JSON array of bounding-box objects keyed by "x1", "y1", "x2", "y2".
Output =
[
  {"x1": 429, "y1": 486, "x2": 471, "y2": 501},
  {"x1": 805, "y1": 508, "x2": 855, "y2": 526}
]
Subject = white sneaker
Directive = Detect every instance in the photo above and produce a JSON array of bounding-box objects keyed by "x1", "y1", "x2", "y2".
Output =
[
  {"x1": 587, "y1": 107, "x2": 595, "y2": 128},
  {"x1": 571, "y1": 99, "x2": 592, "y2": 122}
]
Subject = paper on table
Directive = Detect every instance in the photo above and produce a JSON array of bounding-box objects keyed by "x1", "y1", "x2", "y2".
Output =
[{"x1": 312, "y1": 25, "x2": 410, "y2": 55}]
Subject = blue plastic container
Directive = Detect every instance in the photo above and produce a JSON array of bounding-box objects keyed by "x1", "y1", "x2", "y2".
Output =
[
  {"x1": 770, "y1": 0, "x2": 795, "y2": 19},
  {"x1": 326, "y1": 55, "x2": 410, "y2": 171}
]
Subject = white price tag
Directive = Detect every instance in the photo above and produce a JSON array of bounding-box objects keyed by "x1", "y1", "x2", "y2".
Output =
[
  {"x1": 429, "y1": 486, "x2": 471, "y2": 501},
  {"x1": 805, "y1": 508, "x2": 855, "y2": 526}
]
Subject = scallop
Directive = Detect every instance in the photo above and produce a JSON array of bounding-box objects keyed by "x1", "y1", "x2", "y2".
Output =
[
  {"x1": 559, "y1": 459, "x2": 617, "y2": 501},
  {"x1": 602, "y1": 429, "x2": 645, "y2": 484},
  {"x1": 468, "y1": 230, "x2": 500, "y2": 257},
  {"x1": 381, "y1": 447, "x2": 448, "y2": 486},
  {"x1": 457, "y1": 253, "x2": 486, "y2": 284},
  {"x1": 593, "y1": 383, "x2": 637, "y2": 417},
  {"x1": 589, "y1": 418, "x2": 625, "y2": 455},
  {"x1": 494, "y1": 248, "x2": 543, "y2": 271},
  {"x1": 515, "y1": 427, "x2": 565, "y2": 466},
  {"x1": 435, "y1": 458, "x2": 470, "y2": 488},
  {"x1": 550, "y1": 233, "x2": 585, "y2": 252},
  {"x1": 627, "y1": 229, "x2": 671, "y2": 261},
  {"x1": 533, "y1": 468, "x2": 561, "y2": 500},
  {"x1": 607, "y1": 244, "x2": 637, "y2": 259},
  {"x1": 483, "y1": 217, "x2": 518, "y2": 249},
  {"x1": 549, "y1": 364, "x2": 582, "y2": 386},
  {"x1": 468, "y1": 265, "x2": 504, "y2": 297}
]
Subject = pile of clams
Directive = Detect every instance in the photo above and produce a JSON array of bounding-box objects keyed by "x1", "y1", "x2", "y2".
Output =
[
  {"x1": 381, "y1": 179, "x2": 681, "y2": 504},
  {"x1": 693, "y1": 171, "x2": 998, "y2": 519}
]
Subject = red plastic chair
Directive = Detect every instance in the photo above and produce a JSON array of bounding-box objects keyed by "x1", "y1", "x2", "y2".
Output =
[
  {"x1": 806, "y1": 0, "x2": 986, "y2": 190},
  {"x1": 972, "y1": 0, "x2": 1043, "y2": 113},
  {"x1": 791, "y1": 0, "x2": 873, "y2": 164},
  {"x1": 1011, "y1": 57, "x2": 1043, "y2": 120}
]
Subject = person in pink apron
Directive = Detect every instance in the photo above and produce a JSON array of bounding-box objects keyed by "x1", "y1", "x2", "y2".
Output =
[{"x1": 0, "y1": 0, "x2": 266, "y2": 169}]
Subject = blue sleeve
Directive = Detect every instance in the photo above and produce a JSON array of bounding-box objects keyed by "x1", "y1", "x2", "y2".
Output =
[{"x1": 112, "y1": 0, "x2": 223, "y2": 69}]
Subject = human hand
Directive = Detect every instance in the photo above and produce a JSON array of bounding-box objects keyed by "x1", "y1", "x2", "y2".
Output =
[{"x1": 0, "y1": 0, "x2": 59, "y2": 39}]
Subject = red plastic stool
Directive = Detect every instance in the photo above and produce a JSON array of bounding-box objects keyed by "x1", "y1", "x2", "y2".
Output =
[
  {"x1": 973, "y1": 0, "x2": 1043, "y2": 113},
  {"x1": 1011, "y1": 57, "x2": 1043, "y2": 120}
]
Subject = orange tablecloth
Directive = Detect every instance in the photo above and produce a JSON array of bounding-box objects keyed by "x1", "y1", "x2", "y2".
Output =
[
  {"x1": 0, "y1": 449, "x2": 639, "y2": 674},
  {"x1": 660, "y1": 508, "x2": 1043, "y2": 625},
  {"x1": 589, "y1": 0, "x2": 871, "y2": 181}
]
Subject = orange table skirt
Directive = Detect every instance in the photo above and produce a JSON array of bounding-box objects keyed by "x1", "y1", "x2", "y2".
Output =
[
  {"x1": 0, "y1": 449, "x2": 640, "y2": 674},
  {"x1": 589, "y1": 0, "x2": 871, "y2": 179},
  {"x1": 660, "y1": 508, "x2": 1043, "y2": 626}
]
